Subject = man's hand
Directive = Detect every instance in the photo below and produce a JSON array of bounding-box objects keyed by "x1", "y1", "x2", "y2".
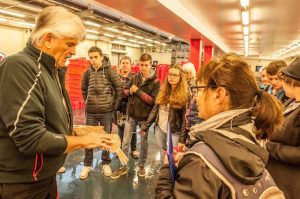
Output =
[
  {"x1": 130, "y1": 85, "x2": 139, "y2": 94},
  {"x1": 139, "y1": 131, "x2": 146, "y2": 137}
]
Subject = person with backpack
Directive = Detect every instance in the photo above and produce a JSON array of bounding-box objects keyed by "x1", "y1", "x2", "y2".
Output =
[
  {"x1": 266, "y1": 57, "x2": 300, "y2": 199},
  {"x1": 155, "y1": 56, "x2": 284, "y2": 198},
  {"x1": 111, "y1": 53, "x2": 160, "y2": 179},
  {"x1": 80, "y1": 46, "x2": 122, "y2": 179}
]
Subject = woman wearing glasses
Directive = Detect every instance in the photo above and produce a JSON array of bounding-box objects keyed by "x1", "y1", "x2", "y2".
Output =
[
  {"x1": 140, "y1": 64, "x2": 190, "y2": 164},
  {"x1": 156, "y1": 56, "x2": 284, "y2": 198}
]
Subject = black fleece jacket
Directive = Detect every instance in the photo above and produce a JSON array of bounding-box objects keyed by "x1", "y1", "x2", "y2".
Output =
[{"x1": 0, "y1": 43, "x2": 72, "y2": 183}]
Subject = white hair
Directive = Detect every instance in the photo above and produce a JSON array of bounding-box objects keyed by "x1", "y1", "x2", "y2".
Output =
[
  {"x1": 30, "y1": 6, "x2": 86, "y2": 46},
  {"x1": 182, "y1": 62, "x2": 196, "y2": 78}
]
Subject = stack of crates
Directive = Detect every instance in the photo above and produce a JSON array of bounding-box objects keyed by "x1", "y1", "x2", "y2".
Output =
[
  {"x1": 131, "y1": 65, "x2": 140, "y2": 74},
  {"x1": 65, "y1": 58, "x2": 90, "y2": 109},
  {"x1": 156, "y1": 64, "x2": 169, "y2": 84}
]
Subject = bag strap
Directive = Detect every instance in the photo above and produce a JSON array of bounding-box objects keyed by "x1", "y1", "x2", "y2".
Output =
[{"x1": 186, "y1": 141, "x2": 278, "y2": 199}]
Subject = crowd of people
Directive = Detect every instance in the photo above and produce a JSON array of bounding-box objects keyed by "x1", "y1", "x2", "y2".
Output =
[{"x1": 0, "y1": 5, "x2": 299, "y2": 199}]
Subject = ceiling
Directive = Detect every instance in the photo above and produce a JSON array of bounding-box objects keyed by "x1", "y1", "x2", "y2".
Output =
[
  {"x1": 1, "y1": 0, "x2": 300, "y2": 59},
  {"x1": 93, "y1": 0, "x2": 300, "y2": 59}
]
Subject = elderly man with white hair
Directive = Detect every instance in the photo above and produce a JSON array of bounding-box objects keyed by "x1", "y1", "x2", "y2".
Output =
[{"x1": 0, "y1": 6, "x2": 112, "y2": 198}]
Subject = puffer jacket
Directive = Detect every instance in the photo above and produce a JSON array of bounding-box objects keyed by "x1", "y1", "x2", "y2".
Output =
[
  {"x1": 124, "y1": 70, "x2": 160, "y2": 121},
  {"x1": 81, "y1": 62, "x2": 122, "y2": 113},
  {"x1": 156, "y1": 112, "x2": 269, "y2": 198}
]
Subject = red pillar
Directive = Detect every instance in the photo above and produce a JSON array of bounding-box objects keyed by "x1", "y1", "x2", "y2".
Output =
[
  {"x1": 204, "y1": 46, "x2": 214, "y2": 66},
  {"x1": 190, "y1": 39, "x2": 202, "y2": 73}
]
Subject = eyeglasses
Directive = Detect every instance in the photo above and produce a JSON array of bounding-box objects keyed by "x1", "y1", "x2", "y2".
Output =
[{"x1": 168, "y1": 73, "x2": 180, "y2": 77}]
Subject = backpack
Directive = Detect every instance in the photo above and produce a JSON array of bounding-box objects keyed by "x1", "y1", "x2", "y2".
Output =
[{"x1": 186, "y1": 141, "x2": 285, "y2": 199}]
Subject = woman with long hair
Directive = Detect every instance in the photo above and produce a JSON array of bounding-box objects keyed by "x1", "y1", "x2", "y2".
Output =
[
  {"x1": 140, "y1": 64, "x2": 190, "y2": 164},
  {"x1": 156, "y1": 56, "x2": 284, "y2": 198}
]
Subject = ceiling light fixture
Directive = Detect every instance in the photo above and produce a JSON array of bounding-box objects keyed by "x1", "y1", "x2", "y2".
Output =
[
  {"x1": 14, "y1": 21, "x2": 35, "y2": 28},
  {"x1": 87, "y1": 35, "x2": 99, "y2": 40},
  {"x1": 244, "y1": 35, "x2": 249, "y2": 42},
  {"x1": 242, "y1": 10, "x2": 249, "y2": 25},
  {"x1": 0, "y1": 9, "x2": 25, "y2": 18},
  {"x1": 122, "y1": 31, "x2": 133, "y2": 36},
  {"x1": 243, "y1": 26, "x2": 249, "y2": 35},
  {"x1": 106, "y1": 27, "x2": 120, "y2": 33},
  {"x1": 117, "y1": 36, "x2": 127, "y2": 41},
  {"x1": 129, "y1": 39, "x2": 137, "y2": 43},
  {"x1": 145, "y1": 38, "x2": 153, "y2": 42},
  {"x1": 240, "y1": 0, "x2": 249, "y2": 7},
  {"x1": 103, "y1": 33, "x2": 115, "y2": 38},
  {"x1": 0, "y1": 17, "x2": 7, "y2": 22},
  {"x1": 134, "y1": 35, "x2": 143, "y2": 39},
  {"x1": 87, "y1": 29, "x2": 99, "y2": 34},
  {"x1": 84, "y1": 21, "x2": 101, "y2": 27}
]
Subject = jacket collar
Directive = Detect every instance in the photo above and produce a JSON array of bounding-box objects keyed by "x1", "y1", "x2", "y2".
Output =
[{"x1": 23, "y1": 42, "x2": 56, "y2": 77}]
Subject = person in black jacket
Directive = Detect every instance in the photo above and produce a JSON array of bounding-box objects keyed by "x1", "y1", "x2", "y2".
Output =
[
  {"x1": 266, "y1": 57, "x2": 300, "y2": 199},
  {"x1": 155, "y1": 56, "x2": 284, "y2": 198},
  {"x1": 80, "y1": 46, "x2": 122, "y2": 179},
  {"x1": 111, "y1": 53, "x2": 160, "y2": 179},
  {"x1": 139, "y1": 64, "x2": 190, "y2": 165},
  {"x1": 0, "y1": 6, "x2": 112, "y2": 199}
]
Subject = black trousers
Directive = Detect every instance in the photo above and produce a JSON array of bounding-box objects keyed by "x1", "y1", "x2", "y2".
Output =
[{"x1": 0, "y1": 176, "x2": 57, "y2": 199}]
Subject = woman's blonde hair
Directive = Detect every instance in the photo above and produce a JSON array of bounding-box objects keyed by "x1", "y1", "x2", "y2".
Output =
[
  {"x1": 30, "y1": 6, "x2": 86, "y2": 46},
  {"x1": 156, "y1": 64, "x2": 189, "y2": 109}
]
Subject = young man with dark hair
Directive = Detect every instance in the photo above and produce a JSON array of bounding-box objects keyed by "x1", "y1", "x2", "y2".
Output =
[
  {"x1": 111, "y1": 53, "x2": 160, "y2": 179},
  {"x1": 80, "y1": 46, "x2": 122, "y2": 179},
  {"x1": 266, "y1": 60, "x2": 289, "y2": 103}
]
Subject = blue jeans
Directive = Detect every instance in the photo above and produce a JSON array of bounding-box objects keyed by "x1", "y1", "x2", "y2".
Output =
[
  {"x1": 155, "y1": 125, "x2": 179, "y2": 165},
  {"x1": 84, "y1": 112, "x2": 113, "y2": 166},
  {"x1": 122, "y1": 116, "x2": 148, "y2": 167}
]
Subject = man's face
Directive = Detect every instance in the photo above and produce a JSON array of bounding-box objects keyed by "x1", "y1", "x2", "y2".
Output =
[
  {"x1": 51, "y1": 37, "x2": 78, "y2": 68},
  {"x1": 89, "y1": 52, "x2": 103, "y2": 68},
  {"x1": 268, "y1": 74, "x2": 283, "y2": 91},
  {"x1": 139, "y1": 60, "x2": 151, "y2": 77},
  {"x1": 119, "y1": 58, "x2": 131, "y2": 73}
]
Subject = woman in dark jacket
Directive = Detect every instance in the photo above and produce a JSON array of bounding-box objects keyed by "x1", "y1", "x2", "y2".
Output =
[
  {"x1": 140, "y1": 64, "x2": 190, "y2": 164},
  {"x1": 155, "y1": 56, "x2": 284, "y2": 198},
  {"x1": 266, "y1": 57, "x2": 300, "y2": 199}
]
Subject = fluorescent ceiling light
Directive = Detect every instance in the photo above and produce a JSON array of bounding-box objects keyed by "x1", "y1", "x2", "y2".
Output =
[
  {"x1": 154, "y1": 41, "x2": 160, "y2": 44},
  {"x1": 122, "y1": 31, "x2": 133, "y2": 36},
  {"x1": 87, "y1": 35, "x2": 99, "y2": 40},
  {"x1": 243, "y1": 26, "x2": 249, "y2": 35},
  {"x1": 0, "y1": 17, "x2": 7, "y2": 22},
  {"x1": 87, "y1": 29, "x2": 99, "y2": 34},
  {"x1": 242, "y1": 11, "x2": 249, "y2": 25},
  {"x1": 106, "y1": 27, "x2": 120, "y2": 33},
  {"x1": 240, "y1": 0, "x2": 249, "y2": 7},
  {"x1": 117, "y1": 36, "x2": 127, "y2": 41},
  {"x1": 145, "y1": 38, "x2": 153, "y2": 42},
  {"x1": 0, "y1": 9, "x2": 25, "y2": 18},
  {"x1": 244, "y1": 35, "x2": 249, "y2": 42},
  {"x1": 161, "y1": 43, "x2": 167, "y2": 46},
  {"x1": 146, "y1": 44, "x2": 153, "y2": 47},
  {"x1": 84, "y1": 21, "x2": 101, "y2": 27},
  {"x1": 134, "y1": 35, "x2": 143, "y2": 39},
  {"x1": 15, "y1": 21, "x2": 35, "y2": 28},
  {"x1": 129, "y1": 39, "x2": 137, "y2": 43},
  {"x1": 112, "y1": 40, "x2": 124, "y2": 44},
  {"x1": 131, "y1": 44, "x2": 140, "y2": 48},
  {"x1": 138, "y1": 41, "x2": 145, "y2": 45},
  {"x1": 103, "y1": 33, "x2": 115, "y2": 38}
]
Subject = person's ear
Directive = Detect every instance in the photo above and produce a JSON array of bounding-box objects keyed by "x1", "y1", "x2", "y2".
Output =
[
  {"x1": 43, "y1": 33, "x2": 54, "y2": 49},
  {"x1": 214, "y1": 87, "x2": 227, "y2": 104}
]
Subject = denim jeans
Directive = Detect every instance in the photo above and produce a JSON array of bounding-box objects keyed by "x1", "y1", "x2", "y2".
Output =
[
  {"x1": 122, "y1": 116, "x2": 147, "y2": 167},
  {"x1": 84, "y1": 111, "x2": 113, "y2": 166},
  {"x1": 118, "y1": 125, "x2": 137, "y2": 152},
  {"x1": 155, "y1": 125, "x2": 179, "y2": 165}
]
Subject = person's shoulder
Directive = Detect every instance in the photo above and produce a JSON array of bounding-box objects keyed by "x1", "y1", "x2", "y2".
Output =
[{"x1": 0, "y1": 51, "x2": 36, "y2": 71}]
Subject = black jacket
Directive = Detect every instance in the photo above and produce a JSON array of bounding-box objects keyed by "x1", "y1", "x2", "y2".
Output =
[
  {"x1": 81, "y1": 62, "x2": 122, "y2": 113},
  {"x1": 156, "y1": 112, "x2": 268, "y2": 198},
  {"x1": 266, "y1": 99, "x2": 300, "y2": 199},
  {"x1": 125, "y1": 70, "x2": 160, "y2": 121},
  {"x1": 0, "y1": 43, "x2": 72, "y2": 183},
  {"x1": 118, "y1": 73, "x2": 135, "y2": 114}
]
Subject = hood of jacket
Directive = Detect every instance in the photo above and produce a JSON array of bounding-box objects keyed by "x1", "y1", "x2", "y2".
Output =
[{"x1": 188, "y1": 112, "x2": 268, "y2": 185}]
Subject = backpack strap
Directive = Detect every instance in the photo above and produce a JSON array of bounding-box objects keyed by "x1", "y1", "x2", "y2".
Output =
[{"x1": 186, "y1": 141, "x2": 279, "y2": 199}]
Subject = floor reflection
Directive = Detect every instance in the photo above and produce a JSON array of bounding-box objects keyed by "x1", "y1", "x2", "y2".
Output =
[{"x1": 57, "y1": 109, "x2": 161, "y2": 199}]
